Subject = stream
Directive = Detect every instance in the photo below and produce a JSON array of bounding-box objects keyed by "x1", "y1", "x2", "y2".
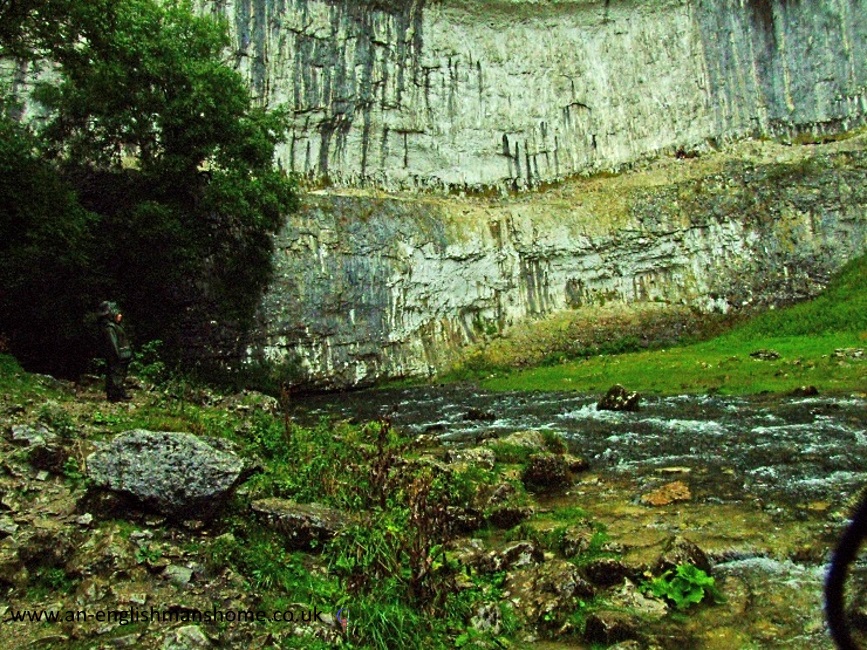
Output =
[{"x1": 291, "y1": 386, "x2": 867, "y2": 648}]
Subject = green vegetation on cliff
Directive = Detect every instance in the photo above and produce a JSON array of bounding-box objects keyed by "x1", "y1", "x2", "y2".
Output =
[{"x1": 456, "y1": 254, "x2": 867, "y2": 395}]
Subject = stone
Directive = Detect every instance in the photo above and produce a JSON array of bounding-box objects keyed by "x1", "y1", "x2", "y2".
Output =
[
  {"x1": 162, "y1": 625, "x2": 211, "y2": 650},
  {"x1": 582, "y1": 558, "x2": 634, "y2": 588},
  {"x1": 0, "y1": 515, "x2": 19, "y2": 536},
  {"x1": 85, "y1": 430, "x2": 246, "y2": 519},
  {"x1": 584, "y1": 611, "x2": 641, "y2": 645},
  {"x1": 486, "y1": 505, "x2": 534, "y2": 529},
  {"x1": 563, "y1": 453, "x2": 589, "y2": 473},
  {"x1": 609, "y1": 579, "x2": 668, "y2": 620},
  {"x1": 251, "y1": 498, "x2": 346, "y2": 550},
  {"x1": 108, "y1": 633, "x2": 143, "y2": 648},
  {"x1": 832, "y1": 348, "x2": 864, "y2": 360},
  {"x1": 164, "y1": 564, "x2": 194, "y2": 586},
  {"x1": 521, "y1": 452, "x2": 571, "y2": 490},
  {"x1": 9, "y1": 424, "x2": 56, "y2": 446},
  {"x1": 597, "y1": 385, "x2": 641, "y2": 412},
  {"x1": 457, "y1": 540, "x2": 546, "y2": 574},
  {"x1": 445, "y1": 447, "x2": 496, "y2": 470},
  {"x1": 463, "y1": 408, "x2": 496, "y2": 422},
  {"x1": 477, "y1": 481, "x2": 535, "y2": 529},
  {"x1": 640, "y1": 481, "x2": 692, "y2": 507},
  {"x1": 27, "y1": 444, "x2": 69, "y2": 474},
  {"x1": 486, "y1": 431, "x2": 546, "y2": 453},
  {"x1": 750, "y1": 349, "x2": 781, "y2": 361},
  {"x1": 790, "y1": 385, "x2": 819, "y2": 397},
  {"x1": 500, "y1": 541, "x2": 545, "y2": 570},
  {"x1": 0, "y1": 538, "x2": 27, "y2": 588},
  {"x1": 506, "y1": 559, "x2": 596, "y2": 631},
  {"x1": 470, "y1": 603, "x2": 502, "y2": 635},
  {"x1": 653, "y1": 535, "x2": 712, "y2": 576}
]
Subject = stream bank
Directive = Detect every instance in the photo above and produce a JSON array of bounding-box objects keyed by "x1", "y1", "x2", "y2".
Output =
[{"x1": 292, "y1": 385, "x2": 867, "y2": 648}]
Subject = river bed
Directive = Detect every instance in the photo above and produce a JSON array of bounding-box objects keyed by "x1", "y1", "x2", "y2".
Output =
[{"x1": 291, "y1": 386, "x2": 867, "y2": 648}]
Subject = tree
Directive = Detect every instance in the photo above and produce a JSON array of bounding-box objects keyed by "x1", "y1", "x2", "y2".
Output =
[{"x1": 0, "y1": 0, "x2": 298, "y2": 374}]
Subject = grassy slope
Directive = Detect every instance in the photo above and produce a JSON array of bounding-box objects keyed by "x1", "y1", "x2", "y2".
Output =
[{"x1": 478, "y1": 255, "x2": 867, "y2": 395}]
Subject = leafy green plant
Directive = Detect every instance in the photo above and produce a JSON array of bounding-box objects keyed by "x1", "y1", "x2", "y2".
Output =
[
  {"x1": 61, "y1": 456, "x2": 87, "y2": 487},
  {"x1": 27, "y1": 566, "x2": 78, "y2": 600},
  {"x1": 643, "y1": 564, "x2": 723, "y2": 611},
  {"x1": 37, "y1": 402, "x2": 76, "y2": 438},
  {"x1": 135, "y1": 543, "x2": 163, "y2": 565},
  {"x1": 129, "y1": 339, "x2": 169, "y2": 385}
]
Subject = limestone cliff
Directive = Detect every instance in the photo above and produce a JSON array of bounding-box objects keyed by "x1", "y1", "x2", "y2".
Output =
[
  {"x1": 199, "y1": 0, "x2": 867, "y2": 191},
  {"x1": 250, "y1": 138, "x2": 867, "y2": 388}
]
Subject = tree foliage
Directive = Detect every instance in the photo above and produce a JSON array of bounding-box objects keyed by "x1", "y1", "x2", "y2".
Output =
[{"x1": 0, "y1": 0, "x2": 297, "y2": 375}]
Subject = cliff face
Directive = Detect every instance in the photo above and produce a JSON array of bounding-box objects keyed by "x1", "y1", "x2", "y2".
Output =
[
  {"x1": 191, "y1": 0, "x2": 867, "y2": 388},
  {"x1": 199, "y1": 0, "x2": 867, "y2": 190},
  {"x1": 251, "y1": 140, "x2": 867, "y2": 388}
]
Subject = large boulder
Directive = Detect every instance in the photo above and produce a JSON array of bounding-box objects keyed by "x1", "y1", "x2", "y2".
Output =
[
  {"x1": 505, "y1": 558, "x2": 596, "y2": 632},
  {"x1": 86, "y1": 430, "x2": 246, "y2": 519},
  {"x1": 522, "y1": 452, "x2": 571, "y2": 490}
]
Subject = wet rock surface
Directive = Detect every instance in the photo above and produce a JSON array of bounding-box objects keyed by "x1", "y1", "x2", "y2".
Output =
[
  {"x1": 294, "y1": 385, "x2": 867, "y2": 648},
  {"x1": 597, "y1": 384, "x2": 642, "y2": 412}
]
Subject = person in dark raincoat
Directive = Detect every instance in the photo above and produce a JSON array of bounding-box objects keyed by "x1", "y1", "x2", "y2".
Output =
[{"x1": 99, "y1": 301, "x2": 132, "y2": 402}]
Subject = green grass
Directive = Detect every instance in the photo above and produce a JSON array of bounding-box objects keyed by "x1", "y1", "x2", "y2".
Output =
[{"x1": 476, "y1": 255, "x2": 867, "y2": 395}]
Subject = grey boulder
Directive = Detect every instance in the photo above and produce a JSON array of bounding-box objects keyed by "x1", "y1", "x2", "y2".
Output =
[{"x1": 86, "y1": 430, "x2": 246, "y2": 519}]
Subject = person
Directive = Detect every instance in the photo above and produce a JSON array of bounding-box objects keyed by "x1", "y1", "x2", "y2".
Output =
[{"x1": 99, "y1": 301, "x2": 132, "y2": 402}]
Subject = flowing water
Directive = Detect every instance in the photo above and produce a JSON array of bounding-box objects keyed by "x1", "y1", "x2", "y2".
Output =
[{"x1": 291, "y1": 386, "x2": 867, "y2": 648}]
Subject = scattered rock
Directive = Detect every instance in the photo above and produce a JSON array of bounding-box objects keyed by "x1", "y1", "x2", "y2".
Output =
[
  {"x1": 582, "y1": 557, "x2": 634, "y2": 587},
  {"x1": 9, "y1": 423, "x2": 57, "y2": 446},
  {"x1": 506, "y1": 559, "x2": 596, "y2": 631},
  {"x1": 0, "y1": 515, "x2": 19, "y2": 536},
  {"x1": 500, "y1": 541, "x2": 545, "y2": 569},
  {"x1": 833, "y1": 347, "x2": 864, "y2": 360},
  {"x1": 222, "y1": 390, "x2": 281, "y2": 416},
  {"x1": 558, "y1": 523, "x2": 599, "y2": 558},
  {"x1": 653, "y1": 535, "x2": 712, "y2": 575},
  {"x1": 455, "y1": 539, "x2": 545, "y2": 574},
  {"x1": 522, "y1": 452, "x2": 571, "y2": 490},
  {"x1": 584, "y1": 610, "x2": 641, "y2": 645},
  {"x1": 161, "y1": 625, "x2": 211, "y2": 650},
  {"x1": 470, "y1": 603, "x2": 502, "y2": 634},
  {"x1": 86, "y1": 430, "x2": 247, "y2": 520},
  {"x1": 251, "y1": 498, "x2": 346, "y2": 550},
  {"x1": 164, "y1": 564, "x2": 194, "y2": 586},
  {"x1": 473, "y1": 481, "x2": 534, "y2": 528},
  {"x1": 609, "y1": 579, "x2": 669, "y2": 620},
  {"x1": 0, "y1": 538, "x2": 28, "y2": 588},
  {"x1": 107, "y1": 633, "x2": 143, "y2": 648},
  {"x1": 27, "y1": 444, "x2": 69, "y2": 474},
  {"x1": 750, "y1": 349, "x2": 781, "y2": 361},
  {"x1": 563, "y1": 453, "x2": 589, "y2": 473},
  {"x1": 640, "y1": 481, "x2": 692, "y2": 507},
  {"x1": 463, "y1": 408, "x2": 496, "y2": 422},
  {"x1": 445, "y1": 446, "x2": 496, "y2": 470},
  {"x1": 607, "y1": 642, "x2": 645, "y2": 650},
  {"x1": 484, "y1": 430, "x2": 546, "y2": 453},
  {"x1": 597, "y1": 385, "x2": 641, "y2": 412},
  {"x1": 487, "y1": 504, "x2": 535, "y2": 529}
]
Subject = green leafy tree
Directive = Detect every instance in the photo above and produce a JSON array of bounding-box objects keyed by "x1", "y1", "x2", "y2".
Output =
[{"x1": 0, "y1": 0, "x2": 297, "y2": 374}]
